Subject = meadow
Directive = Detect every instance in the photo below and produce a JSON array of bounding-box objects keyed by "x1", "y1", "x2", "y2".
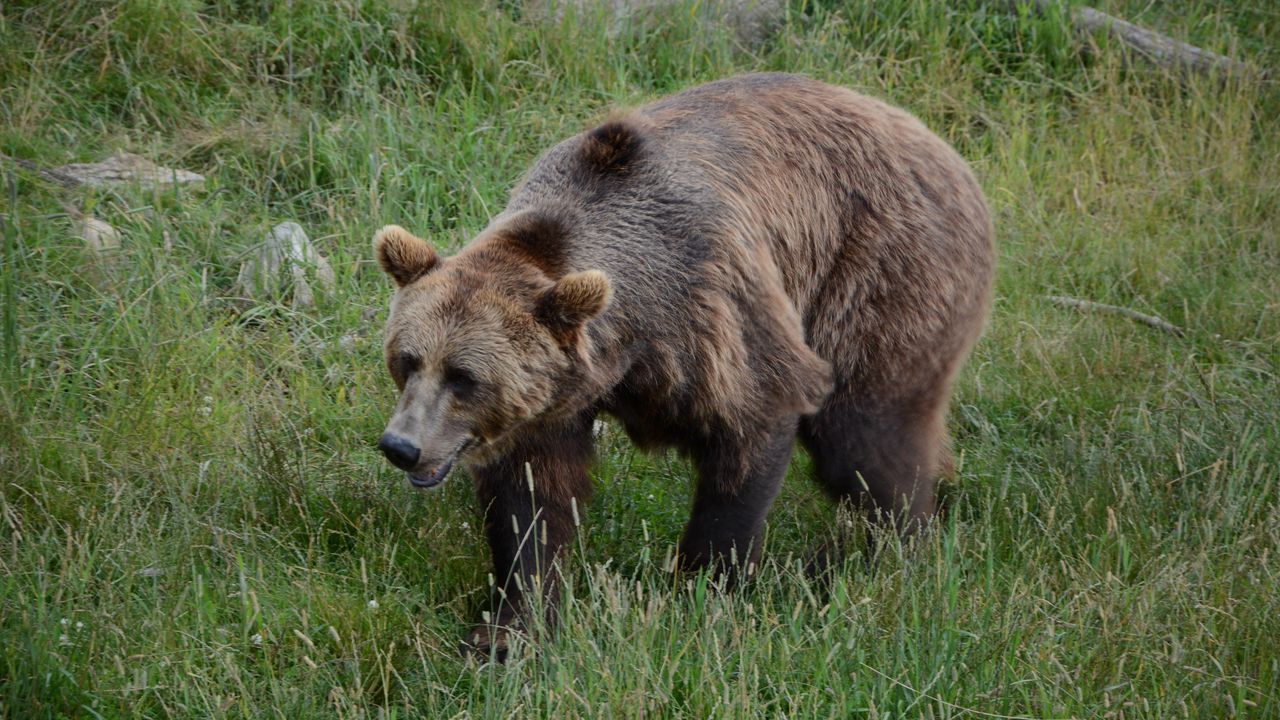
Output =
[{"x1": 1, "y1": 1, "x2": 1277, "y2": 717}]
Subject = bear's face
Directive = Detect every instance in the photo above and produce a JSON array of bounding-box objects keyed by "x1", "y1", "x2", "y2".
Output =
[{"x1": 372, "y1": 225, "x2": 610, "y2": 489}]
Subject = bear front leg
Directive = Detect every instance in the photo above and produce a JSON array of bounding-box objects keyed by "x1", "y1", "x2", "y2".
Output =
[
  {"x1": 678, "y1": 415, "x2": 799, "y2": 581},
  {"x1": 464, "y1": 412, "x2": 594, "y2": 660}
]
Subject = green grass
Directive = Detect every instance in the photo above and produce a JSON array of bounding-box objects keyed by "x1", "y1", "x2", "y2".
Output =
[{"x1": 1, "y1": 0, "x2": 1277, "y2": 717}]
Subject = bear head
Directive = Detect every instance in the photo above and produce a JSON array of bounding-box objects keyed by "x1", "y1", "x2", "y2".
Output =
[{"x1": 372, "y1": 222, "x2": 611, "y2": 489}]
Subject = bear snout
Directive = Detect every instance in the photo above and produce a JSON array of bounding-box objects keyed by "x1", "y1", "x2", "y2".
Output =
[{"x1": 378, "y1": 432, "x2": 421, "y2": 471}]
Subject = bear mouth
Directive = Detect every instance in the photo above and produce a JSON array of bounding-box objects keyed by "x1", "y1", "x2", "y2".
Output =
[{"x1": 406, "y1": 437, "x2": 473, "y2": 490}]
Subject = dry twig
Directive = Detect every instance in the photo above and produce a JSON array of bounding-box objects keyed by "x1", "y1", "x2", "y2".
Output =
[
  {"x1": 1007, "y1": 1, "x2": 1256, "y2": 81},
  {"x1": 0, "y1": 151, "x2": 81, "y2": 187},
  {"x1": 1046, "y1": 295, "x2": 1185, "y2": 337}
]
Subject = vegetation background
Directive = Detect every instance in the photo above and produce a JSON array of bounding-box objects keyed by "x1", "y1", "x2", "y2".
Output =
[{"x1": 1, "y1": 0, "x2": 1276, "y2": 717}]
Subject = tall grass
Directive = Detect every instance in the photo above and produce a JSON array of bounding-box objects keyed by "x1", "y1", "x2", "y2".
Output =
[
  {"x1": 1, "y1": 175, "x2": 17, "y2": 400},
  {"x1": 1, "y1": 0, "x2": 1277, "y2": 717}
]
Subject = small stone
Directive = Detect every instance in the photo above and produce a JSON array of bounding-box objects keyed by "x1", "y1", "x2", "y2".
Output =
[
  {"x1": 77, "y1": 216, "x2": 121, "y2": 256},
  {"x1": 236, "y1": 221, "x2": 336, "y2": 309}
]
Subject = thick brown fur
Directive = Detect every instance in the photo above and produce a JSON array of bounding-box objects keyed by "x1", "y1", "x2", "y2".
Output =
[{"x1": 374, "y1": 74, "x2": 995, "y2": 658}]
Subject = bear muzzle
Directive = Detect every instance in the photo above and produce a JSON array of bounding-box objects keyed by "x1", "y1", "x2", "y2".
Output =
[
  {"x1": 402, "y1": 436, "x2": 474, "y2": 490},
  {"x1": 378, "y1": 432, "x2": 421, "y2": 471}
]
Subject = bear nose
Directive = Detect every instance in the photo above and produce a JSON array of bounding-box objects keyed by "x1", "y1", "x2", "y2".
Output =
[{"x1": 378, "y1": 433, "x2": 421, "y2": 470}]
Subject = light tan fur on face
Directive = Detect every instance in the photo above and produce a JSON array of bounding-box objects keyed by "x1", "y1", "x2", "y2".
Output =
[{"x1": 376, "y1": 231, "x2": 609, "y2": 467}]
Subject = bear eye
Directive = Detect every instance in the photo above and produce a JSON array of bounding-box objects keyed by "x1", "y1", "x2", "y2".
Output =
[
  {"x1": 389, "y1": 352, "x2": 421, "y2": 388},
  {"x1": 398, "y1": 353, "x2": 421, "y2": 374},
  {"x1": 394, "y1": 352, "x2": 421, "y2": 377},
  {"x1": 442, "y1": 364, "x2": 478, "y2": 396}
]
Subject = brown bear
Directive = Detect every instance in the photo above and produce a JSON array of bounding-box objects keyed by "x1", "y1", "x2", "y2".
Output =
[{"x1": 372, "y1": 73, "x2": 994, "y2": 658}]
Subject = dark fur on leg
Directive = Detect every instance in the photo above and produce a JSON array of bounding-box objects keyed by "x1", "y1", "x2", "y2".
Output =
[
  {"x1": 800, "y1": 382, "x2": 951, "y2": 568},
  {"x1": 463, "y1": 411, "x2": 595, "y2": 660},
  {"x1": 677, "y1": 415, "x2": 799, "y2": 582}
]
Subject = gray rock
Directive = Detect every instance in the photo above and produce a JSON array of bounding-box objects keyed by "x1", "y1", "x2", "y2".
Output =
[
  {"x1": 236, "y1": 222, "x2": 336, "y2": 309},
  {"x1": 52, "y1": 151, "x2": 204, "y2": 189},
  {"x1": 526, "y1": 0, "x2": 785, "y2": 48},
  {"x1": 61, "y1": 201, "x2": 122, "y2": 260},
  {"x1": 77, "y1": 216, "x2": 121, "y2": 256}
]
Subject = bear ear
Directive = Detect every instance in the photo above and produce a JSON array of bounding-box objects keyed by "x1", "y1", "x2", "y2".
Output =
[
  {"x1": 495, "y1": 209, "x2": 572, "y2": 277},
  {"x1": 580, "y1": 120, "x2": 642, "y2": 173},
  {"x1": 536, "y1": 270, "x2": 612, "y2": 340},
  {"x1": 373, "y1": 225, "x2": 439, "y2": 287}
]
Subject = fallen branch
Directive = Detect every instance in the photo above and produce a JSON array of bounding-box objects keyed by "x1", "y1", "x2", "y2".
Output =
[
  {"x1": 1007, "y1": 1, "x2": 1255, "y2": 81},
  {"x1": 0, "y1": 151, "x2": 81, "y2": 187},
  {"x1": 0, "y1": 151, "x2": 205, "y2": 189},
  {"x1": 1045, "y1": 295, "x2": 1185, "y2": 337}
]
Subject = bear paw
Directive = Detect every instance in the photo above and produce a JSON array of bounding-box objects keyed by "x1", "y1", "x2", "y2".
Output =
[{"x1": 460, "y1": 622, "x2": 519, "y2": 663}]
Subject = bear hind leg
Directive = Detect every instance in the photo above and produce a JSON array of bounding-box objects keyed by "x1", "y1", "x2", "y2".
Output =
[{"x1": 800, "y1": 385, "x2": 949, "y2": 544}]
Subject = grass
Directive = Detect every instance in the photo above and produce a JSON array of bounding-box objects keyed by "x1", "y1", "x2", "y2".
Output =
[{"x1": 1, "y1": 0, "x2": 1277, "y2": 717}]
